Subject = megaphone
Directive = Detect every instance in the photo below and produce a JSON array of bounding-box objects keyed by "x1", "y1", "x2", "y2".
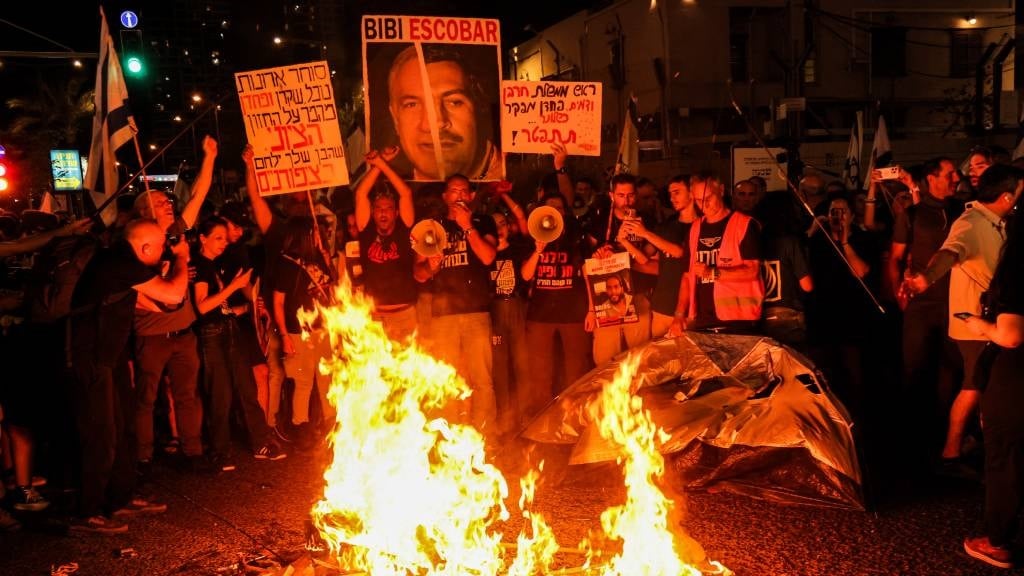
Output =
[
  {"x1": 527, "y1": 206, "x2": 564, "y2": 242},
  {"x1": 410, "y1": 219, "x2": 448, "y2": 257}
]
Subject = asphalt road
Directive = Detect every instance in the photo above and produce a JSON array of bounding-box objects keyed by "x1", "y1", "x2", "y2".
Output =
[{"x1": 0, "y1": 437, "x2": 1017, "y2": 576}]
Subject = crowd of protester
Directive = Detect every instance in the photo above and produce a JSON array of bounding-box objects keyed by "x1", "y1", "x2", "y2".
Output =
[{"x1": 1, "y1": 138, "x2": 1023, "y2": 569}]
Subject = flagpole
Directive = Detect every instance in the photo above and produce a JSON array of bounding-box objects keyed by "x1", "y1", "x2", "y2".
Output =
[
  {"x1": 130, "y1": 134, "x2": 156, "y2": 217},
  {"x1": 90, "y1": 94, "x2": 232, "y2": 222}
]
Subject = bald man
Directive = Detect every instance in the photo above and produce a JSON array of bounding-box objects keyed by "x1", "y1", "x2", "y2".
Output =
[{"x1": 68, "y1": 218, "x2": 190, "y2": 533}]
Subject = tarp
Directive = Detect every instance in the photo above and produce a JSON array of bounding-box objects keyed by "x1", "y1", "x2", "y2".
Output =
[{"x1": 522, "y1": 333, "x2": 864, "y2": 510}]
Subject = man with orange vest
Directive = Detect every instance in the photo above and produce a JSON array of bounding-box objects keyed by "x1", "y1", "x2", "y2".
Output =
[{"x1": 669, "y1": 171, "x2": 764, "y2": 334}]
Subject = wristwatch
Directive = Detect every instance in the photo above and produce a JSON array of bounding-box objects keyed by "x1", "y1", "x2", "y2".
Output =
[{"x1": 555, "y1": 166, "x2": 568, "y2": 175}]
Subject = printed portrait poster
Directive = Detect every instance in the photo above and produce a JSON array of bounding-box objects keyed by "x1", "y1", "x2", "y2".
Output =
[
  {"x1": 501, "y1": 81, "x2": 602, "y2": 156},
  {"x1": 584, "y1": 251, "x2": 638, "y2": 327},
  {"x1": 362, "y1": 15, "x2": 504, "y2": 182},
  {"x1": 235, "y1": 60, "x2": 350, "y2": 196}
]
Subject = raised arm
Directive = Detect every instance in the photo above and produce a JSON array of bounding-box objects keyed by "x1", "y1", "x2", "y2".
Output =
[
  {"x1": 497, "y1": 182, "x2": 528, "y2": 234},
  {"x1": 241, "y1": 144, "x2": 274, "y2": 234},
  {"x1": 552, "y1": 143, "x2": 574, "y2": 207},
  {"x1": 181, "y1": 135, "x2": 218, "y2": 228}
]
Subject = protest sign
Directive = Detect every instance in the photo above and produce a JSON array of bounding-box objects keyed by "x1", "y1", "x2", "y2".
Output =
[
  {"x1": 731, "y1": 146, "x2": 787, "y2": 191},
  {"x1": 235, "y1": 60, "x2": 349, "y2": 196},
  {"x1": 501, "y1": 81, "x2": 601, "y2": 156},
  {"x1": 362, "y1": 15, "x2": 503, "y2": 182},
  {"x1": 584, "y1": 251, "x2": 638, "y2": 327}
]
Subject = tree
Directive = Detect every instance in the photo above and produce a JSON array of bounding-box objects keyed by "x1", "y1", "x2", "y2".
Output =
[{"x1": 1, "y1": 73, "x2": 94, "y2": 204}]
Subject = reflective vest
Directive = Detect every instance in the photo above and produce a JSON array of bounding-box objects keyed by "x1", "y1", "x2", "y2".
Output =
[{"x1": 687, "y1": 211, "x2": 764, "y2": 322}]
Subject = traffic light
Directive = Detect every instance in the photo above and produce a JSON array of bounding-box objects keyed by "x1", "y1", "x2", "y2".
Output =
[
  {"x1": 126, "y1": 56, "x2": 143, "y2": 75},
  {"x1": 0, "y1": 146, "x2": 9, "y2": 192},
  {"x1": 120, "y1": 29, "x2": 145, "y2": 78}
]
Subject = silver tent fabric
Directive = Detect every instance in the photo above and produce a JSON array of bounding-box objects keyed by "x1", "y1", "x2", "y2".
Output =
[{"x1": 522, "y1": 333, "x2": 864, "y2": 510}]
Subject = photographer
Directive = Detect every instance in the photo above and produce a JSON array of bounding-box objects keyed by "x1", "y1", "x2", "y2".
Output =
[{"x1": 807, "y1": 192, "x2": 880, "y2": 419}]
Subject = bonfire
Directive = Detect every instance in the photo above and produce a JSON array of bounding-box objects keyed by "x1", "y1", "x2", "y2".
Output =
[{"x1": 306, "y1": 280, "x2": 730, "y2": 576}]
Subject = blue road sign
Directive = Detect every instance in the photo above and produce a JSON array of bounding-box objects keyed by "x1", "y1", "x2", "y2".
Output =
[{"x1": 120, "y1": 10, "x2": 138, "y2": 29}]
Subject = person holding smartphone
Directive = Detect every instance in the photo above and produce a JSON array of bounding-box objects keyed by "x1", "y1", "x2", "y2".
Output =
[
  {"x1": 959, "y1": 190, "x2": 1024, "y2": 569},
  {"x1": 905, "y1": 164, "x2": 1022, "y2": 477}
]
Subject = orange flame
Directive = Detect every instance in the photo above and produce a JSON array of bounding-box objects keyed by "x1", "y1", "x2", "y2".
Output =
[
  {"x1": 584, "y1": 355, "x2": 731, "y2": 576},
  {"x1": 309, "y1": 280, "x2": 726, "y2": 575},
  {"x1": 311, "y1": 282, "x2": 509, "y2": 576}
]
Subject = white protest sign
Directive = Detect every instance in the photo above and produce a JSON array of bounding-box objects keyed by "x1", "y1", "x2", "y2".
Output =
[
  {"x1": 731, "y1": 146, "x2": 787, "y2": 192},
  {"x1": 501, "y1": 81, "x2": 601, "y2": 156},
  {"x1": 235, "y1": 60, "x2": 349, "y2": 196}
]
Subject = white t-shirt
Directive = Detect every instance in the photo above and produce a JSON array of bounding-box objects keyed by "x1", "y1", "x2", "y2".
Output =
[{"x1": 942, "y1": 201, "x2": 1005, "y2": 341}]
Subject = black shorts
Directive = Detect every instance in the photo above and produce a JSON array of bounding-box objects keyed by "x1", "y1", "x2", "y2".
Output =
[{"x1": 958, "y1": 339, "x2": 990, "y2": 391}]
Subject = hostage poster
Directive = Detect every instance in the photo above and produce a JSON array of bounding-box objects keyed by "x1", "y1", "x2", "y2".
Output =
[
  {"x1": 584, "y1": 251, "x2": 638, "y2": 327},
  {"x1": 362, "y1": 15, "x2": 504, "y2": 182}
]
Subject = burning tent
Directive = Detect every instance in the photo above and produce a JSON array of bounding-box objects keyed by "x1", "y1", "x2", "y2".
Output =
[{"x1": 522, "y1": 333, "x2": 865, "y2": 511}]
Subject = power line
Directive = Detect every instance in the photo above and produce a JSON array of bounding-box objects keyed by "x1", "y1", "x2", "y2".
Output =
[
  {"x1": 807, "y1": 6, "x2": 1015, "y2": 33},
  {"x1": 0, "y1": 17, "x2": 78, "y2": 52},
  {"x1": 815, "y1": 17, "x2": 963, "y2": 80}
]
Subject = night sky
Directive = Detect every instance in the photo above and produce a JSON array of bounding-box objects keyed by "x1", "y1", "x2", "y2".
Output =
[{"x1": 0, "y1": 1, "x2": 599, "y2": 193}]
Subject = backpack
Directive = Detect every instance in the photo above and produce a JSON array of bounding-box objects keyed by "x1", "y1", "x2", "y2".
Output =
[{"x1": 26, "y1": 234, "x2": 99, "y2": 324}]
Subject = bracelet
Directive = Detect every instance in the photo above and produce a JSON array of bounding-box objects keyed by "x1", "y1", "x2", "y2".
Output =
[
  {"x1": 864, "y1": 198, "x2": 877, "y2": 204},
  {"x1": 555, "y1": 166, "x2": 568, "y2": 175}
]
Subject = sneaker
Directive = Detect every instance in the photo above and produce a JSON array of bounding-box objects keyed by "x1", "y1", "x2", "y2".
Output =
[
  {"x1": 11, "y1": 486, "x2": 49, "y2": 512},
  {"x1": 254, "y1": 443, "x2": 288, "y2": 461},
  {"x1": 69, "y1": 515, "x2": 128, "y2": 534},
  {"x1": 162, "y1": 437, "x2": 181, "y2": 455},
  {"x1": 209, "y1": 453, "x2": 237, "y2": 473},
  {"x1": 0, "y1": 508, "x2": 21, "y2": 532},
  {"x1": 964, "y1": 536, "x2": 1013, "y2": 569},
  {"x1": 113, "y1": 496, "x2": 168, "y2": 517}
]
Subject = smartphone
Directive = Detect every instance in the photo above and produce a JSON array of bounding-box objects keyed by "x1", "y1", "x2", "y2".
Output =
[
  {"x1": 877, "y1": 166, "x2": 901, "y2": 180},
  {"x1": 953, "y1": 312, "x2": 974, "y2": 321}
]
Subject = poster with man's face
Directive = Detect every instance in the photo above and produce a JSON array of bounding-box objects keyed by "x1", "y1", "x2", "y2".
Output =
[{"x1": 362, "y1": 16, "x2": 504, "y2": 182}]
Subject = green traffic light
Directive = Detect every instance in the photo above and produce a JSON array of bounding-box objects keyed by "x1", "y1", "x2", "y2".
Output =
[{"x1": 126, "y1": 56, "x2": 143, "y2": 75}]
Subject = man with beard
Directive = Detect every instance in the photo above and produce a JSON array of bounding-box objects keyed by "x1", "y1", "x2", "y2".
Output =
[
  {"x1": 602, "y1": 273, "x2": 635, "y2": 321},
  {"x1": 414, "y1": 174, "x2": 498, "y2": 433},
  {"x1": 353, "y1": 147, "x2": 417, "y2": 342},
  {"x1": 387, "y1": 45, "x2": 502, "y2": 181}
]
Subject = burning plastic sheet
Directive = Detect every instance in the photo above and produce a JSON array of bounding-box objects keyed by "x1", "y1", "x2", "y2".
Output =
[{"x1": 522, "y1": 333, "x2": 864, "y2": 510}]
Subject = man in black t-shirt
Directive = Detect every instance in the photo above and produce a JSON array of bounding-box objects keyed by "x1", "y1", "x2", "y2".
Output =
[
  {"x1": 585, "y1": 173, "x2": 658, "y2": 365},
  {"x1": 354, "y1": 148, "x2": 418, "y2": 342},
  {"x1": 69, "y1": 220, "x2": 188, "y2": 533},
  {"x1": 521, "y1": 192, "x2": 592, "y2": 425},
  {"x1": 414, "y1": 174, "x2": 498, "y2": 433},
  {"x1": 886, "y1": 158, "x2": 963, "y2": 469}
]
